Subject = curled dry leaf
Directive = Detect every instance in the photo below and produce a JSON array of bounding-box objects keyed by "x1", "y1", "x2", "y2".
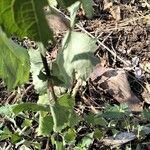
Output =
[
  {"x1": 140, "y1": 62, "x2": 150, "y2": 73},
  {"x1": 103, "y1": 0, "x2": 121, "y2": 21},
  {"x1": 44, "y1": 6, "x2": 70, "y2": 34},
  {"x1": 142, "y1": 83, "x2": 150, "y2": 104},
  {"x1": 90, "y1": 65, "x2": 143, "y2": 112},
  {"x1": 102, "y1": 132, "x2": 136, "y2": 145}
]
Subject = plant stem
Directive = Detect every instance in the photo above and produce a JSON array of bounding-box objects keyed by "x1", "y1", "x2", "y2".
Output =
[
  {"x1": 40, "y1": 52, "x2": 57, "y2": 132},
  {"x1": 40, "y1": 54, "x2": 57, "y2": 102}
]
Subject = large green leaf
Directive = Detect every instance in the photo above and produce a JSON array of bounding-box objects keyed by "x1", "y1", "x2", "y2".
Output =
[
  {"x1": 0, "y1": 0, "x2": 53, "y2": 44},
  {"x1": 56, "y1": 31, "x2": 99, "y2": 87},
  {"x1": 0, "y1": 27, "x2": 30, "y2": 89}
]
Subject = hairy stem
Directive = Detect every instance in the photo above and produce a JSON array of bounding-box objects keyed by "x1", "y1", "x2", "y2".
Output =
[
  {"x1": 40, "y1": 54, "x2": 57, "y2": 102},
  {"x1": 40, "y1": 50, "x2": 57, "y2": 132}
]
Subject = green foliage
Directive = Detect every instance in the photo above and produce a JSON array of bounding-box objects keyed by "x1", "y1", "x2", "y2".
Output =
[
  {"x1": 0, "y1": 127, "x2": 21, "y2": 144},
  {"x1": 0, "y1": 127, "x2": 12, "y2": 141},
  {"x1": 85, "y1": 113, "x2": 108, "y2": 126},
  {"x1": 68, "y1": 1, "x2": 81, "y2": 28},
  {"x1": 0, "y1": 27, "x2": 30, "y2": 89},
  {"x1": 54, "y1": 94, "x2": 80, "y2": 131},
  {"x1": 81, "y1": 0, "x2": 94, "y2": 19},
  {"x1": 0, "y1": 0, "x2": 53, "y2": 44},
  {"x1": 0, "y1": 103, "x2": 50, "y2": 117},
  {"x1": 28, "y1": 46, "x2": 47, "y2": 94},
  {"x1": 12, "y1": 103, "x2": 50, "y2": 115},
  {"x1": 142, "y1": 109, "x2": 150, "y2": 121},
  {"x1": 64, "y1": 128, "x2": 76, "y2": 142},
  {"x1": 76, "y1": 132, "x2": 94, "y2": 149},
  {"x1": 56, "y1": 0, "x2": 78, "y2": 7},
  {"x1": 102, "y1": 104, "x2": 130, "y2": 120},
  {"x1": 48, "y1": 0, "x2": 58, "y2": 7},
  {"x1": 29, "y1": 44, "x2": 65, "y2": 94},
  {"x1": 38, "y1": 112, "x2": 53, "y2": 136},
  {"x1": 57, "y1": 31, "x2": 99, "y2": 87},
  {"x1": 56, "y1": 0, "x2": 94, "y2": 19}
]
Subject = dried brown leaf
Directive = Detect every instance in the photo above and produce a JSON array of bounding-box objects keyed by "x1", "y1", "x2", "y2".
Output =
[
  {"x1": 102, "y1": 132, "x2": 136, "y2": 145},
  {"x1": 44, "y1": 6, "x2": 70, "y2": 34},
  {"x1": 90, "y1": 65, "x2": 143, "y2": 112}
]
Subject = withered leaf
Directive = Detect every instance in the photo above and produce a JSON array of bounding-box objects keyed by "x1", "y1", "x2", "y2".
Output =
[{"x1": 90, "y1": 65, "x2": 143, "y2": 112}]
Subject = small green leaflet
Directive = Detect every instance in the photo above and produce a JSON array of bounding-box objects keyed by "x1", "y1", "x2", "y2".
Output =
[
  {"x1": 0, "y1": 0, "x2": 53, "y2": 44},
  {"x1": 37, "y1": 112, "x2": 53, "y2": 136},
  {"x1": 0, "y1": 103, "x2": 50, "y2": 117},
  {"x1": 64, "y1": 128, "x2": 76, "y2": 142},
  {"x1": 56, "y1": 31, "x2": 99, "y2": 87},
  {"x1": 54, "y1": 94, "x2": 80, "y2": 131},
  {"x1": 0, "y1": 27, "x2": 30, "y2": 89}
]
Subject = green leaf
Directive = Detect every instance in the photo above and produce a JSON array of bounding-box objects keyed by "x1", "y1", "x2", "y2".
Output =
[
  {"x1": 0, "y1": 0, "x2": 53, "y2": 44},
  {"x1": 38, "y1": 112, "x2": 53, "y2": 136},
  {"x1": 102, "y1": 104, "x2": 130, "y2": 120},
  {"x1": 81, "y1": 0, "x2": 94, "y2": 19},
  {"x1": 68, "y1": 111, "x2": 80, "y2": 127},
  {"x1": 29, "y1": 44, "x2": 65, "y2": 94},
  {"x1": 0, "y1": 105, "x2": 13, "y2": 117},
  {"x1": 142, "y1": 109, "x2": 150, "y2": 120},
  {"x1": 93, "y1": 128, "x2": 103, "y2": 139},
  {"x1": 48, "y1": 0, "x2": 58, "y2": 7},
  {"x1": 79, "y1": 132, "x2": 94, "y2": 148},
  {"x1": 51, "y1": 62, "x2": 65, "y2": 86},
  {"x1": 68, "y1": 1, "x2": 81, "y2": 28},
  {"x1": 57, "y1": 94, "x2": 74, "y2": 109},
  {"x1": 85, "y1": 113, "x2": 108, "y2": 126},
  {"x1": 28, "y1": 47, "x2": 47, "y2": 94},
  {"x1": 56, "y1": 31, "x2": 99, "y2": 87},
  {"x1": 22, "y1": 119, "x2": 32, "y2": 128},
  {"x1": 0, "y1": 27, "x2": 30, "y2": 89},
  {"x1": 54, "y1": 105, "x2": 70, "y2": 131},
  {"x1": 11, "y1": 132, "x2": 21, "y2": 144},
  {"x1": 0, "y1": 127, "x2": 12, "y2": 141},
  {"x1": 64, "y1": 128, "x2": 76, "y2": 142},
  {"x1": 12, "y1": 103, "x2": 50, "y2": 115},
  {"x1": 54, "y1": 94, "x2": 79, "y2": 131},
  {"x1": 56, "y1": 0, "x2": 78, "y2": 7},
  {"x1": 38, "y1": 94, "x2": 49, "y2": 105}
]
